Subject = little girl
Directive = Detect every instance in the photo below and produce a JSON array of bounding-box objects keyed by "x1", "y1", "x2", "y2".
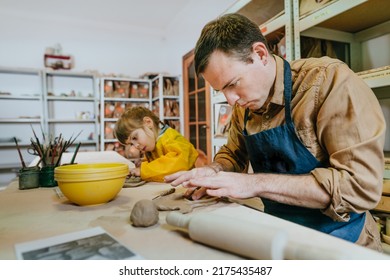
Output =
[{"x1": 114, "y1": 106, "x2": 199, "y2": 182}]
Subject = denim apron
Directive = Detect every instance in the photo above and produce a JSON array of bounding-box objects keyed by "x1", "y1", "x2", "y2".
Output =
[{"x1": 242, "y1": 59, "x2": 365, "y2": 242}]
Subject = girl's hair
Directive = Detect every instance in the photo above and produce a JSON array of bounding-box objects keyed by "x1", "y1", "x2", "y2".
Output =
[{"x1": 114, "y1": 106, "x2": 160, "y2": 145}]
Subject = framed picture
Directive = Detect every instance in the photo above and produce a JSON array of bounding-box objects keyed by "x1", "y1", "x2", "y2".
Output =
[{"x1": 215, "y1": 104, "x2": 232, "y2": 137}]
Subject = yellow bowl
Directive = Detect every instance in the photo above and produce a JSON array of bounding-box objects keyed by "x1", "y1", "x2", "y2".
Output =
[
  {"x1": 55, "y1": 163, "x2": 129, "y2": 174},
  {"x1": 54, "y1": 170, "x2": 129, "y2": 182},
  {"x1": 54, "y1": 162, "x2": 129, "y2": 206}
]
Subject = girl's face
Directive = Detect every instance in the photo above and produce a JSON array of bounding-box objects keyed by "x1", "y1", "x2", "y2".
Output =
[{"x1": 126, "y1": 117, "x2": 157, "y2": 152}]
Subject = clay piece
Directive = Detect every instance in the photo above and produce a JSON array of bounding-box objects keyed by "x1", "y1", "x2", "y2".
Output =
[
  {"x1": 127, "y1": 176, "x2": 142, "y2": 183},
  {"x1": 123, "y1": 176, "x2": 146, "y2": 188},
  {"x1": 130, "y1": 199, "x2": 159, "y2": 227},
  {"x1": 153, "y1": 187, "x2": 219, "y2": 214},
  {"x1": 152, "y1": 187, "x2": 175, "y2": 200}
]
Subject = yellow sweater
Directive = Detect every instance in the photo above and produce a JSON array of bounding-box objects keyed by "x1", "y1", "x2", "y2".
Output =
[{"x1": 140, "y1": 127, "x2": 198, "y2": 182}]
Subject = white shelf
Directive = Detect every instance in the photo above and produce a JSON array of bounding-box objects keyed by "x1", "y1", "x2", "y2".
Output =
[
  {"x1": 163, "y1": 117, "x2": 180, "y2": 120},
  {"x1": 151, "y1": 74, "x2": 183, "y2": 134},
  {"x1": 260, "y1": 11, "x2": 286, "y2": 35},
  {"x1": 0, "y1": 163, "x2": 21, "y2": 170},
  {"x1": 103, "y1": 139, "x2": 118, "y2": 143},
  {"x1": 298, "y1": 0, "x2": 368, "y2": 32},
  {"x1": 42, "y1": 70, "x2": 99, "y2": 151},
  {"x1": 44, "y1": 70, "x2": 97, "y2": 78},
  {"x1": 46, "y1": 96, "x2": 96, "y2": 101},
  {"x1": 104, "y1": 97, "x2": 149, "y2": 102},
  {"x1": 222, "y1": 0, "x2": 251, "y2": 14},
  {"x1": 0, "y1": 66, "x2": 41, "y2": 75},
  {"x1": 162, "y1": 95, "x2": 180, "y2": 99},
  {"x1": 0, "y1": 118, "x2": 41, "y2": 123},
  {"x1": 104, "y1": 118, "x2": 119, "y2": 122},
  {"x1": 230, "y1": 0, "x2": 294, "y2": 61},
  {"x1": 0, "y1": 141, "x2": 30, "y2": 148},
  {"x1": 293, "y1": 0, "x2": 390, "y2": 72},
  {"x1": 47, "y1": 119, "x2": 97, "y2": 123},
  {"x1": 358, "y1": 66, "x2": 390, "y2": 88},
  {"x1": 100, "y1": 76, "x2": 152, "y2": 152},
  {"x1": 0, "y1": 67, "x2": 44, "y2": 177},
  {"x1": 79, "y1": 140, "x2": 99, "y2": 145},
  {"x1": 0, "y1": 95, "x2": 41, "y2": 100}
]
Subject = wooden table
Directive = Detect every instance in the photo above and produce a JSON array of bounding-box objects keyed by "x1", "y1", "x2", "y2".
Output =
[{"x1": 0, "y1": 151, "x2": 388, "y2": 260}]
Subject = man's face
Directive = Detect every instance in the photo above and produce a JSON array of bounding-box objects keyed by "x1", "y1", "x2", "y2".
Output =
[{"x1": 202, "y1": 48, "x2": 273, "y2": 111}]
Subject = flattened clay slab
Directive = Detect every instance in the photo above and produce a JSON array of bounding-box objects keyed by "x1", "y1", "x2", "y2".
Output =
[
  {"x1": 154, "y1": 188, "x2": 219, "y2": 214},
  {"x1": 127, "y1": 176, "x2": 142, "y2": 183},
  {"x1": 123, "y1": 176, "x2": 146, "y2": 188}
]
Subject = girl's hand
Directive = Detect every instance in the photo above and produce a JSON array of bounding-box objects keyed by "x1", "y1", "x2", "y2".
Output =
[
  {"x1": 133, "y1": 158, "x2": 142, "y2": 168},
  {"x1": 130, "y1": 167, "x2": 141, "y2": 177}
]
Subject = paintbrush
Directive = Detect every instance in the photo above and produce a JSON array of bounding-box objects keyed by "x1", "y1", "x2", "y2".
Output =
[
  {"x1": 66, "y1": 130, "x2": 83, "y2": 149},
  {"x1": 30, "y1": 126, "x2": 45, "y2": 165},
  {"x1": 51, "y1": 143, "x2": 57, "y2": 165},
  {"x1": 55, "y1": 141, "x2": 66, "y2": 167},
  {"x1": 14, "y1": 137, "x2": 26, "y2": 168},
  {"x1": 70, "y1": 142, "x2": 81, "y2": 164}
]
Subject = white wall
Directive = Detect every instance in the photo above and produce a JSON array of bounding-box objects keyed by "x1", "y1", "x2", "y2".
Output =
[
  {"x1": 0, "y1": 1, "x2": 236, "y2": 77},
  {"x1": 360, "y1": 33, "x2": 390, "y2": 70}
]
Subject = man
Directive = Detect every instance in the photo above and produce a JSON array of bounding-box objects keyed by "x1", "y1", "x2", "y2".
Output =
[{"x1": 165, "y1": 14, "x2": 385, "y2": 251}]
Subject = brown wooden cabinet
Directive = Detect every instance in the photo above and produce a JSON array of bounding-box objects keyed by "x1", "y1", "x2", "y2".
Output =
[{"x1": 182, "y1": 50, "x2": 212, "y2": 164}]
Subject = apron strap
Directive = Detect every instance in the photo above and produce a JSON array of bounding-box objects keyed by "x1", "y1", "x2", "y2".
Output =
[
  {"x1": 243, "y1": 108, "x2": 250, "y2": 135},
  {"x1": 283, "y1": 59, "x2": 293, "y2": 124}
]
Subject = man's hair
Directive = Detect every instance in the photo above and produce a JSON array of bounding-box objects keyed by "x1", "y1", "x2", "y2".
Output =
[
  {"x1": 194, "y1": 13, "x2": 270, "y2": 75},
  {"x1": 114, "y1": 106, "x2": 160, "y2": 145}
]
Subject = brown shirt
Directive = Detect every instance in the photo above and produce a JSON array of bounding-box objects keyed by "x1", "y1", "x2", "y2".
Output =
[{"x1": 215, "y1": 55, "x2": 385, "y2": 224}]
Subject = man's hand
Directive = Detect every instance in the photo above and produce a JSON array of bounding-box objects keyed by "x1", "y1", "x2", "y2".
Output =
[{"x1": 164, "y1": 166, "x2": 220, "y2": 200}]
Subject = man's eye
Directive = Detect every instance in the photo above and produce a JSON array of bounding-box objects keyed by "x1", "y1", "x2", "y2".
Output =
[{"x1": 229, "y1": 80, "x2": 239, "y2": 88}]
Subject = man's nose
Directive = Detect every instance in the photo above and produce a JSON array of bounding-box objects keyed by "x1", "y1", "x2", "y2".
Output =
[{"x1": 224, "y1": 91, "x2": 240, "y2": 106}]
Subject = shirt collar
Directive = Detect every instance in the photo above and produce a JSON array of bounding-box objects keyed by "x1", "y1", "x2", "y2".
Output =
[{"x1": 270, "y1": 55, "x2": 286, "y2": 107}]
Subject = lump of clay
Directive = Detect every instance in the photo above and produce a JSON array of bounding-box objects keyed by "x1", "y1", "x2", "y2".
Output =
[{"x1": 130, "y1": 199, "x2": 159, "y2": 227}]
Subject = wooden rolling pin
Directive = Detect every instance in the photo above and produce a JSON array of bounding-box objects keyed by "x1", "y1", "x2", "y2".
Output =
[
  {"x1": 167, "y1": 212, "x2": 386, "y2": 260},
  {"x1": 166, "y1": 211, "x2": 288, "y2": 260}
]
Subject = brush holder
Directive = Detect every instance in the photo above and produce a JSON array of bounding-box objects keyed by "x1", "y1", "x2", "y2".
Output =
[
  {"x1": 19, "y1": 166, "x2": 40, "y2": 190},
  {"x1": 39, "y1": 165, "x2": 57, "y2": 187}
]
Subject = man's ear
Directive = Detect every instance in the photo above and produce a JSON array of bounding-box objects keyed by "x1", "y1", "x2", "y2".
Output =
[
  {"x1": 143, "y1": 116, "x2": 153, "y2": 128},
  {"x1": 252, "y1": 42, "x2": 268, "y2": 62}
]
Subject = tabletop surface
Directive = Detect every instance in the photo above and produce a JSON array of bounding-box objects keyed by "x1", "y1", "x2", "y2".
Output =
[{"x1": 0, "y1": 151, "x2": 389, "y2": 260}]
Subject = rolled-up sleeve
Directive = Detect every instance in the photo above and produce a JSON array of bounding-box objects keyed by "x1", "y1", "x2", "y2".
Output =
[{"x1": 311, "y1": 62, "x2": 385, "y2": 221}]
